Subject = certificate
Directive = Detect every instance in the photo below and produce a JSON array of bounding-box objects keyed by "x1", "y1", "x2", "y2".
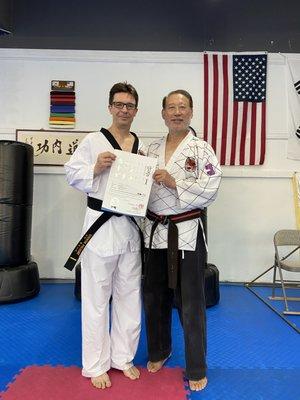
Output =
[{"x1": 102, "y1": 150, "x2": 157, "y2": 217}]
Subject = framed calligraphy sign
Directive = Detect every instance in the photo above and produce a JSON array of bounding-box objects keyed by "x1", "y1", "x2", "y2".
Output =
[{"x1": 16, "y1": 129, "x2": 89, "y2": 166}]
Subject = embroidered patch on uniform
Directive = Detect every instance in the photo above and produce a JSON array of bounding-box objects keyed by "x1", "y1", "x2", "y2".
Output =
[
  {"x1": 185, "y1": 157, "x2": 197, "y2": 172},
  {"x1": 205, "y1": 163, "x2": 215, "y2": 176}
]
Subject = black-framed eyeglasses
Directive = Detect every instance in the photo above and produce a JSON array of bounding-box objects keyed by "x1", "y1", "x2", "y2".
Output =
[{"x1": 112, "y1": 101, "x2": 136, "y2": 110}]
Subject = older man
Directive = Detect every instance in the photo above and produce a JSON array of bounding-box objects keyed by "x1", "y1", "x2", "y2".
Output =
[{"x1": 143, "y1": 89, "x2": 222, "y2": 391}]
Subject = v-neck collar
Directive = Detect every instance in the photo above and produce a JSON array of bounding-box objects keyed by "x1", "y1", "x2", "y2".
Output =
[
  {"x1": 100, "y1": 128, "x2": 138, "y2": 153},
  {"x1": 162, "y1": 131, "x2": 193, "y2": 169}
]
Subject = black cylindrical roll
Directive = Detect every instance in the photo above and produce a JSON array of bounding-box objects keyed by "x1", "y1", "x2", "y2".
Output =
[
  {"x1": 0, "y1": 140, "x2": 33, "y2": 205},
  {"x1": 0, "y1": 262, "x2": 40, "y2": 303},
  {"x1": 0, "y1": 203, "x2": 32, "y2": 266},
  {"x1": 0, "y1": 140, "x2": 34, "y2": 267}
]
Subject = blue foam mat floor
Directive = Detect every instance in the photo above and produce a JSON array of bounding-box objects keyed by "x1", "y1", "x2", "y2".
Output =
[
  {"x1": 0, "y1": 283, "x2": 299, "y2": 400},
  {"x1": 246, "y1": 285, "x2": 300, "y2": 332}
]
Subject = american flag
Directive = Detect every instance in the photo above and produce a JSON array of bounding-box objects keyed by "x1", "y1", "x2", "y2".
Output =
[{"x1": 203, "y1": 52, "x2": 267, "y2": 165}]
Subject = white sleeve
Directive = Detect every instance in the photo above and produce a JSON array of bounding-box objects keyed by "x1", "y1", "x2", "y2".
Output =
[
  {"x1": 175, "y1": 142, "x2": 222, "y2": 210},
  {"x1": 64, "y1": 135, "x2": 101, "y2": 194}
]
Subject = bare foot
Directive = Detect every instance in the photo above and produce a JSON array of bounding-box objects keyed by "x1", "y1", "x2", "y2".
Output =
[
  {"x1": 123, "y1": 365, "x2": 140, "y2": 380},
  {"x1": 147, "y1": 355, "x2": 170, "y2": 373},
  {"x1": 91, "y1": 372, "x2": 111, "y2": 389},
  {"x1": 189, "y1": 377, "x2": 208, "y2": 391}
]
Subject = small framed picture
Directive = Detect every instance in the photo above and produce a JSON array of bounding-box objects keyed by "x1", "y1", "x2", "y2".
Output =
[
  {"x1": 16, "y1": 129, "x2": 89, "y2": 166},
  {"x1": 51, "y1": 80, "x2": 75, "y2": 91}
]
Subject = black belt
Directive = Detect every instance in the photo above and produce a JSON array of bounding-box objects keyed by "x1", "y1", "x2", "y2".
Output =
[
  {"x1": 64, "y1": 197, "x2": 143, "y2": 271},
  {"x1": 146, "y1": 209, "x2": 202, "y2": 289}
]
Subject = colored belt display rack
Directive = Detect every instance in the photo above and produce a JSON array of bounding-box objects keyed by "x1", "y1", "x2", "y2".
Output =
[
  {"x1": 146, "y1": 209, "x2": 202, "y2": 289},
  {"x1": 49, "y1": 80, "x2": 76, "y2": 129}
]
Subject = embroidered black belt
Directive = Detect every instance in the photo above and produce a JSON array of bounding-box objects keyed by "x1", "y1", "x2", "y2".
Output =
[
  {"x1": 146, "y1": 208, "x2": 202, "y2": 289},
  {"x1": 64, "y1": 197, "x2": 142, "y2": 271}
]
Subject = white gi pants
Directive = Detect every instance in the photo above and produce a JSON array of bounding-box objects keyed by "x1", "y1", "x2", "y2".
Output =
[{"x1": 81, "y1": 247, "x2": 141, "y2": 377}]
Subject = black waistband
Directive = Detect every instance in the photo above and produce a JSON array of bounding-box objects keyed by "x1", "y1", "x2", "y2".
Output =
[
  {"x1": 145, "y1": 209, "x2": 201, "y2": 290},
  {"x1": 64, "y1": 197, "x2": 142, "y2": 271},
  {"x1": 87, "y1": 196, "x2": 103, "y2": 211},
  {"x1": 146, "y1": 209, "x2": 202, "y2": 225}
]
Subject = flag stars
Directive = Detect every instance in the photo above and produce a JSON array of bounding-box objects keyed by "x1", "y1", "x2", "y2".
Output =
[{"x1": 233, "y1": 54, "x2": 267, "y2": 102}]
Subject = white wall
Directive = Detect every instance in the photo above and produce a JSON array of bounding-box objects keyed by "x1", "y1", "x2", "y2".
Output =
[{"x1": 0, "y1": 49, "x2": 299, "y2": 282}]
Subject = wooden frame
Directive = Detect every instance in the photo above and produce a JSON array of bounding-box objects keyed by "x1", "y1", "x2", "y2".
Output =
[{"x1": 16, "y1": 129, "x2": 89, "y2": 166}]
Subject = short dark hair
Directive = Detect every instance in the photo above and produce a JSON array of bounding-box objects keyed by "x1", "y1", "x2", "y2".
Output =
[
  {"x1": 162, "y1": 89, "x2": 193, "y2": 109},
  {"x1": 109, "y1": 82, "x2": 139, "y2": 107}
]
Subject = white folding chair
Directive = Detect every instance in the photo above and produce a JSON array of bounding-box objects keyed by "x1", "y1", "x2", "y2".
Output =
[{"x1": 268, "y1": 230, "x2": 300, "y2": 315}]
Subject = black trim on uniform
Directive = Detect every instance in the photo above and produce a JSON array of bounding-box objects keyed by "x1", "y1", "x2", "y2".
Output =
[
  {"x1": 100, "y1": 127, "x2": 139, "y2": 153},
  {"x1": 64, "y1": 128, "x2": 142, "y2": 271}
]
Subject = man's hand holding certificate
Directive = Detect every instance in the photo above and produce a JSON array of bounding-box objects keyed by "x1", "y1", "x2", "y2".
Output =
[{"x1": 102, "y1": 149, "x2": 157, "y2": 217}]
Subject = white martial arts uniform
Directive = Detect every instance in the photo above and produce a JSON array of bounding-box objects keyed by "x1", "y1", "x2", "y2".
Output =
[
  {"x1": 144, "y1": 130, "x2": 222, "y2": 250},
  {"x1": 65, "y1": 129, "x2": 143, "y2": 377}
]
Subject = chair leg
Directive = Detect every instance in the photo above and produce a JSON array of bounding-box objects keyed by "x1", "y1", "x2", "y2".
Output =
[
  {"x1": 283, "y1": 310, "x2": 300, "y2": 315},
  {"x1": 271, "y1": 257, "x2": 277, "y2": 298},
  {"x1": 277, "y1": 264, "x2": 290, "y2": 312}
]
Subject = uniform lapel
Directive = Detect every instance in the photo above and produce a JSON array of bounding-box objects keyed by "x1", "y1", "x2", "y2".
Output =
[
  {"x1": 100, "y1": 128, "x2": 139, "y2": 154},
  {"x1": 165, "y1": 131, "x2": 193, "y2": 173},
  {"x1": 158, "y1": 136, "x2": 167, "y2": 169}
]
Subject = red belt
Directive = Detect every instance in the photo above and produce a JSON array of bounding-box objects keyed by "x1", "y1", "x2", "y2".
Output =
[{"x1": 146, "y1": 209, "x2": 202, "y2": 289}]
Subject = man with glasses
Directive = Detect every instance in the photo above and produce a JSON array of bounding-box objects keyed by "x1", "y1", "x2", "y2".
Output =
[
  {"x1": 142, "y1": 90, "x2": 222, "y2": 391},
  {"x1": 65, "y1": 82, "x2": 143, "y2": 389}
]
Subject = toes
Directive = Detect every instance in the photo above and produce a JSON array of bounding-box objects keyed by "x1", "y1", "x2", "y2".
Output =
[
  {"x1": 91, "y1": 378, "x2": 102, "y2": 389},
  {"x1": 189, "y1": 377, "x2": 207, "y2": 391},
  {"x1": 147, "y1": 362, "x2": 160, "y2": 373},
  {"x1": 132, "y1": 366, "x2": 140, "y2": 378},
  {"x1": 201, "y1": 377, "x2": 208, "y2": 390},
  {"x1": 91, "y1": 373, "x2": 111, "y2": 389},
  {"x1": 147, "y1": 357, "x2": 169, "y2": 373},
  {"x1": 147, "y1": 361, "x2": 157, "y2": 373},
  {"x1": 123, "y1": 366, "x2": 140, "y2": 380},
  {"x1": 105, "y1": 379, "x2": 112, "y2": 388}
]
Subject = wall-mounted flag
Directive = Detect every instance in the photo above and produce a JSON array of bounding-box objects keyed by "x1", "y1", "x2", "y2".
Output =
[{"x1": 203, "y1": 52, "x2": 267, "y2": 166}]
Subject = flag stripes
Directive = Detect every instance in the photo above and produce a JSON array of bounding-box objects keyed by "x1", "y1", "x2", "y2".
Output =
[{"x1": 203, "y1": 53, "x2": 267, "y2": 166}]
